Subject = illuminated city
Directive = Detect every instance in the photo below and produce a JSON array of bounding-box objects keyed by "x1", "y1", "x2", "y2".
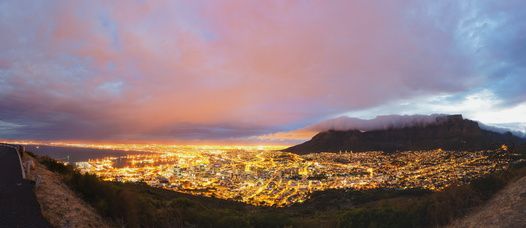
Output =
[
  {"x1": 50, "y1": 143, "x2": 514, "y2": 207},
  {"x1": 2, "y1": 0, "x2": 525, "y2": 226}
]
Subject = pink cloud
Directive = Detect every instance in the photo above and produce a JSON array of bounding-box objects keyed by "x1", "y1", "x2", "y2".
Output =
[{"x1": 2, "y1": 0, "x2": 519, "y2": 141}]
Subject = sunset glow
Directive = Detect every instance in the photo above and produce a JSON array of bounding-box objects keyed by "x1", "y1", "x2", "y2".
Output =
[{"x1": 1, "y1": 1, "x2": 525, "y2": 227}]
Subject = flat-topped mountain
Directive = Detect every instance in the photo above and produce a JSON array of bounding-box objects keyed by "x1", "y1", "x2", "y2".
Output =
[{"x1": 284, "y1": 115, "x2": 525, "y2": 154}]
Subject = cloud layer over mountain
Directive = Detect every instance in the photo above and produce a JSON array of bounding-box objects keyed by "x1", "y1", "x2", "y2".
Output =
[
  {"x1": 261, "y1": 114, "x2": 526, "y2": 143},
  {"x1": 0, "y1": 1, "x2": 525, "y2": 142}
]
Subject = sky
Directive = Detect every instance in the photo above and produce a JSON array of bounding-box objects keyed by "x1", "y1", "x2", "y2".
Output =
[{"x1": 0, "y1": 0, "x2": 525, "y2": 144}]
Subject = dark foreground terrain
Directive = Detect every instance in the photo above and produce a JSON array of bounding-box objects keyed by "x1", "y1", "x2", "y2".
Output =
[{"x1": 33, "y1": 144, "x2": 526, "y2": 228}]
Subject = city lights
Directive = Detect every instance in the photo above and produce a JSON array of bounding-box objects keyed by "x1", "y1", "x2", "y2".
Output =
[{"x1": 61, "y1": 143, "x2": 513, "y2": 207}]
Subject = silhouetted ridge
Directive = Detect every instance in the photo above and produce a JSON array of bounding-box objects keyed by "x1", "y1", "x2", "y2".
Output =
[{"x1": 284, "y1": 115, "x2": 524, "y2": 154}]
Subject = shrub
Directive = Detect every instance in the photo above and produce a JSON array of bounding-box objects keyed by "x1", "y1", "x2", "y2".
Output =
[
  {"x1": 249, "y1": 212, "x2": 292, "y2": 228},
  {"x1": 339, "y1": 207, "x2": 418, "y2": 228},
  {"x1": 39, "y1": 156, "x2": 74, "y2": 174}
]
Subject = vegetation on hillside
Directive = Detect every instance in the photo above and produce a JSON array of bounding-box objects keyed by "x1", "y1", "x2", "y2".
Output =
[{"x1": 37, "y1": 146, "x2": 526, "y2": 227}]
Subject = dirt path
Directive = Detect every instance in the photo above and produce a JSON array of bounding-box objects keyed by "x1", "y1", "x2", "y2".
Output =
[
  {"x1": 24, "y1": 153, "x2": 114, "y2": 228},
  {"x1": 450, "y1": 176, "x2": 526, "y2": 228}
]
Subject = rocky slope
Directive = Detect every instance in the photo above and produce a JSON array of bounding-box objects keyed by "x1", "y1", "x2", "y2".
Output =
[
  {"x1": 449, "y1": 175, "x2": 526, "y2": 228},
  {"x1": 23, "y1": 153, "x2": 113, "y2": 228},
  {"x1": 285, "y1": 115, "x2": 524, "y2": 154}
]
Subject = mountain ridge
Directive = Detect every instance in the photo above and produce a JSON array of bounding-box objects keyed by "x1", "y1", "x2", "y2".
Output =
[{"x1": 284, "y1": 114, "x2": 525, "y2": 154}]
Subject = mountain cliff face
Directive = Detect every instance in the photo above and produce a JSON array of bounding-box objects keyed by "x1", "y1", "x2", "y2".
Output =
[{"x1": 284, "y1": 115, "x2": 525, "y2": 154}]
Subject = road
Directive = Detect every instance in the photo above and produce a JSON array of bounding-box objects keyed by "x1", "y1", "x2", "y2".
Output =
[{"x1": 0, "y1": 145, "x2": 50, "y2": 228}]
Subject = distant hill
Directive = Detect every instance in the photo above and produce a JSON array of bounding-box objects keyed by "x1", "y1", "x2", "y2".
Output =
[{"x1": 284, "y1": 115, "x2": 525, "y2": 154}]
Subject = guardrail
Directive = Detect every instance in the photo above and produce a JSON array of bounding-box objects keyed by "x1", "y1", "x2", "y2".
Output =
[{"x1": 0, "y1": 143, "x2": 26, "y2": 179}]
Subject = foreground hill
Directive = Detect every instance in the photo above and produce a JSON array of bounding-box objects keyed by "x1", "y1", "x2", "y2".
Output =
[
  {"x1": 23, "y1": 152, "x2": 112, "y2": 227},
  {"x1": 24, "y1": 143, "x2": 526, "y2": 227},
  {"x1": 450, "y1": 174, "x2": 526, "y2": 227},
  {"x1": 285, "y1": 115, "x2": 525, "y2": 154},
  {"x1": 34, "y1": 150, "x2": 526, "y2": 227}
]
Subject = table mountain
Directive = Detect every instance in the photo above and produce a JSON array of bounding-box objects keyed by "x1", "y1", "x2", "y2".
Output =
[{"x1": 284, "y1": 115, "x2": 525, "y2": 154}]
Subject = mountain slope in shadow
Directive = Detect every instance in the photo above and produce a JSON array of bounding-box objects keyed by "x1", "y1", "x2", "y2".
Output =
[{"x1": 284, "y1": 115, "x2": 525, "y2": 154}]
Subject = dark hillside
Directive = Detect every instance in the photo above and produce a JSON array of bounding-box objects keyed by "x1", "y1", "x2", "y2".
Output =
[{"x1": 285, "y1": 115, "x2": 525, "y2": 154}]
